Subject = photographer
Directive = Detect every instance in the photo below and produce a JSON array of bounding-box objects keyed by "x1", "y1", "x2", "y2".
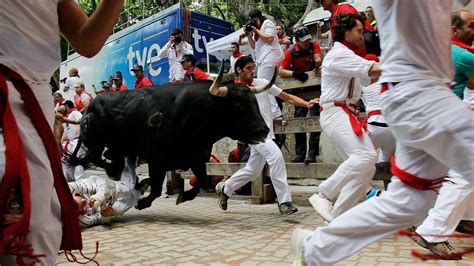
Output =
[
  {"x1": 158, "y1": 28, "x2": 193, "y2": 82},
  {"x1": 279, "y1": 26, "x2": 322, "y2": 164},
  {"x1": 243, "y1": 9, "x2": 284, "y2": 119}
]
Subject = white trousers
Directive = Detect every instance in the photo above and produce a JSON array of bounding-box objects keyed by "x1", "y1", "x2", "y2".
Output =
[
  {"x1": 303, "y1": 80, "x2": 474, "y2": 265},
  {"x1": 62, "y1": 162, "x2": 85, "y2": 182},
  {"x1": 416, "y1": 170, "x2": 474, "y2": 242},
  {"x1": 0, "y1": 81, "x2": 62, "y2": 265},
  {"x1": 224, "y1": 138, "x2": 291, "y2": 204},
  {"x1": 257, "y1": 64, "x2": 282, "y2": 119},
  {"x1": 318, "y1": 106, "x2": 378, "y2": 217},
  {"x1": 367, "y1": 123, "x2": 396, "y2": 162}
]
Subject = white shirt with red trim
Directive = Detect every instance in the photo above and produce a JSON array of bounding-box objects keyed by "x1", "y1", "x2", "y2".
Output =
[
  {"x1": 158, "y1": 41, "x2": 194, "y2": 82},
  {"x1": 251, "y1": 78, "x2": 282, "y2": 140},
  {"x1": 374, "y1": 0, "x2": 457, "y2": 84},
  {"x1": 320, "y1": 42, "x2": 373, "y2": 105}
]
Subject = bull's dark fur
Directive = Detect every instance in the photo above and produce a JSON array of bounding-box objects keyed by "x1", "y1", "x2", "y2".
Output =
[{"x1": 79, "y1": 80, "x2": 269, "y2": 209}]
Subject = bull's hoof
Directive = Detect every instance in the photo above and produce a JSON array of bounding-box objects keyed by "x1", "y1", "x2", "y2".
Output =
[{"x1": 135, "y1": 198, "x2": 152, "y2": 210}]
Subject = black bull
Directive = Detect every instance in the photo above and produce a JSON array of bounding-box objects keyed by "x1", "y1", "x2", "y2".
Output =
[{"x1": 76, "y1": 69, "x2": 275, "y2": 209}]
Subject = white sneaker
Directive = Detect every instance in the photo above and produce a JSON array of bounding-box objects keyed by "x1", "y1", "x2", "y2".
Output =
[
  {"x1": 291, "y1": 228, "x2": 312, "y2": 266},
  {"x1": 309, "y1": 193, "x2": 334, "y2": 222}
]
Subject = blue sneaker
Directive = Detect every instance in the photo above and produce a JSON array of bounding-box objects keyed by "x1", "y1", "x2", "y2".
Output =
[{"x1": 366, "y1": 187, "x2": 381, "y2": 200}]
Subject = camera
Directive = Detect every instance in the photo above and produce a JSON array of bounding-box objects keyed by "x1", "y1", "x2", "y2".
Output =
[
  {"x1": 245, "y1": 19, "x2": 257, "y2": 33},
  {"x1": 174, "y1": 36, "x2": 182, "y2": 44}
]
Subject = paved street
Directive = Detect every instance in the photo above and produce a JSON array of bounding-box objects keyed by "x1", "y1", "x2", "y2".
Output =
[{"x1": 56, "y1": 181, "x2": 474, "y2": 265}]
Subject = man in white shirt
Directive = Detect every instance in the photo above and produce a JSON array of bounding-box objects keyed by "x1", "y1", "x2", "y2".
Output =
[
  {"x1": 61, "y1": 100, "x2": 84, "y2": 182},
  {"x1": 308, "y1": 13, "x2": 381, "y2": 222},
  {"x1": 229, "y1": 42, "x2": 244, "y2": 73},
  {"x1": 158, "y1": 28, "x2": 194, "y2": 83},
  {"x1": 244, "y1": 9, "x2": 284, "y2": 120},
  {"x1": 64, "y1": 67, "x2": 82, "y2": 101},
  {"x1": 0, "y1": 0, "x2": 125, "y2": 264},
  {"x1": 291, "y1": 1, "x2": 474, "y2": 265},
  {"x1": 215, "y1": 56, "x2": 318, "y2": 215},
  {"x1": 70, "y1": 158, "x2": 142, "y2": 228}
]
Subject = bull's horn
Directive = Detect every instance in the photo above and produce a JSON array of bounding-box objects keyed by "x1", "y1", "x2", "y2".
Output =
[
  {"x1": 249, "y1": 67, "x2": 277, "y2": 94},
  {"x1": 209, "y1": 59, "x2": 228, "y2": 97}
]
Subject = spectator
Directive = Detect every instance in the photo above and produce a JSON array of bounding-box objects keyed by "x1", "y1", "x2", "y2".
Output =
[
  {"x1": 229, "y1": 42, "x2": 244, "y2": 73},
  {"x1": 92, "y1": 81, "x2": 112, "y2": 95},
  {"x1": 364, "y1": 6, "x2": 377, "y2": 31},
  {"x1": 244, "y1": 9, "x2": 284, "y2": 120},
  {"x1": 279, "y1": 26, "x2": 323, "y2": 164},
  {"x1": 131, "y1": 64, "x2": 153, "y2": 89},
  {"x1": 317, "y1": 0, "x2": 358, "y2": 41},
  {"x1": 60, "y1": 100, "x2": 84, "y2": 182},
  {"x1": 73, "y1": 81, "x2": 93, "y2": 113},
  {"x1": 180, "y1": 54, "x2": 212, "y2": 81},
  {"x1": 0, "y1": 1, "x2": 124, "y2": 262},
  {"x1": 158, "y1": 28, "x2": 193, "y2": 82},
  {"x1": 112, "y1": 72, "x2": 128, "y2": 91},
  {"x1": 276, "y1": 25, "x2": 291, "y2": 50},
  {"x1": 63, "y1": 67, "x2": 82, "y2": 101},
  {"x1": 53, "y1": 91, "x2": 65, "y2": 111}
]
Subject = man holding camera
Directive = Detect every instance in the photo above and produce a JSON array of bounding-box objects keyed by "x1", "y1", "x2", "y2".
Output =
[
  {"x1": 279, "y1": 26, "x2": 322, "y2": 164},
  {"x1": 244, "y1": 9, "x2": 284, "y2": 120},
  {"x1": 158, "y1": 28, "x2": 193, "y2": 83}
]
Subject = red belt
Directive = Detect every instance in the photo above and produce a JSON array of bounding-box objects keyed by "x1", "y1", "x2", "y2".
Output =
[
  {"x1": 321, "y1": 101, "x2": 364, "y2": 137},
  {"x1": 0, "y1": 65, "x2": 82, "y2": 263},
  {"x1": 391, "y1": 156, "x2": 446, "y2": 191}
]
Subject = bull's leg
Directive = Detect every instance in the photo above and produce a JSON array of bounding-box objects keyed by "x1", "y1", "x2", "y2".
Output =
[
  {"x1": 135, "y1": 165, "x2": 165, "y2": 210},
  {"x1": 176, "y1": 163, "x2": 207, "y2": 205}
]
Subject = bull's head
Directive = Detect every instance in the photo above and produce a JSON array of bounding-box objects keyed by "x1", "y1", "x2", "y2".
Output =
[
  {"x1": 209, "y1": 61, "x2": 274, "y2": 144},
  {"x1": 208, "y1": 61, "x2": 276, "y2": 97}
]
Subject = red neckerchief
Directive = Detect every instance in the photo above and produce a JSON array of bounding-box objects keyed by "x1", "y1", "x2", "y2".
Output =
[
  {"x1": 452, "y1": 37, "x2": 474, "y2": 53},
  {"x1": 234, "y1": 78, "x2": 253, "y2": 86},
  {"x1": 341, "y1": 40, "x2": 367, "y2": 58},
  {"x1": 232, "y1": 52, "x2": 243, "y2": 58}
]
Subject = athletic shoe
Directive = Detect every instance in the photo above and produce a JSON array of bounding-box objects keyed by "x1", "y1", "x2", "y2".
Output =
[
  {"x1": 291, "y1": 156, "x2": 305, "y2": 163},
  {"x1": 304, "y1": 157, "x2": 316, "y2": 165},
  {"x1": 279, "y1": 202, "x2": 298, "y2": 215},
  {"x1": 215, "y1": 181, "x2": 229, "y2": 211},
  {"x1": 366, "y1": 187, "x2": 381, "y2": 200},
  {"x1": 291, "y1": 228, "x2": 312, "y2": 266},
  {"x1": 408, "y1": 227, "x2": 462, "y2": 260},
  {"x1": 308, "y1": 193, "x2": 334, "y2": 222}
]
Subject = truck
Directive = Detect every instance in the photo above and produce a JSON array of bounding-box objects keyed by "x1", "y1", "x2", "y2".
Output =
[{"x1": 60, "y1": 3, "x2": 233, "y2": 91}]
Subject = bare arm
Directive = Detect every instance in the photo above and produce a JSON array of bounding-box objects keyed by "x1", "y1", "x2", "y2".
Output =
[
  {"x1": 278, "y1": 91, "x2": 313, "y2": 108},
  {"x1": 247, "y1": 32, "x2": 256, "y2": 49},
  {"x1": 58, "y1": 0, "x2": 125, "y2": 58},
  {"x1": 317, "y1": 24, "x2": 329, "y2": 40},
  {"x1": 278, "y1": 65, "x2": 294, "y2": 78},
  {"x1": 254, "y1": 27, "x2": 274, "y2": 43}
]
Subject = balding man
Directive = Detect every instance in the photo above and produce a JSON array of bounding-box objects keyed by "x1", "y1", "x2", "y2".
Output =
[
  {"x1": 64, "y1": 67, "x2": 82, "y2": 101},
  {"x1": 73, "y1": 82, "x2": 92, "y2": 113}
]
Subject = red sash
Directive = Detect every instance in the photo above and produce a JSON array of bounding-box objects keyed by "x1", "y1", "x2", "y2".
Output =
[
  {"x1": 0, "y1": 65, "x2": 82, "y2": 264},
  {"x1": 321, "y1": 101, "x2": 364, "y2": 137},
  {"x1": 391, "y1": 156, "x2": 446, "y2": 191}
]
